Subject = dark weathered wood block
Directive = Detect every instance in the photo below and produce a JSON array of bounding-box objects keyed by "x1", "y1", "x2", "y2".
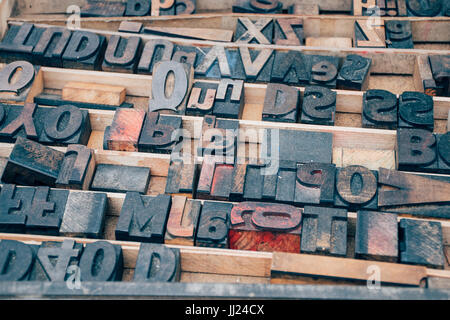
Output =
[
  {"x1": 79, "y1": 241, "x2": 123, "y2": 281},
  {"x1": 235, "y1": 47, "x2": 274, "y2": 83},
  {"x1": 81, "y1": 0, "x2": 126, "y2": 17},
  {"x1": 271, "y1": 51, "x2": 311, "y2": 86},
  {"x1": 186, "y1": 81, "x2": 217, "y2": 116},
  {"x1": 437, "y1": 133, "x2": 450, "y2": 173},
  {"x1": 386, "y1": 20, "x2": 414, "y2": 48},
  {"x1": 0, "y1": 240, "x2": 36, "y2": 281},
  {"x1": 199, "y1": 116, "x2": 238, "y2": 160},
  {"x1": 310, "y1": 55, "x2": 339, "y2": 88},
  {"x1": 212, "y1": 78, "x2": 245, "y2": 119},
  {"x1": 165, "y1": 158, "x2": 198, "y2": 198},
  {"x1": 0, "y1": 24, "x2": 43, "y2": 63},
  {"x1": 137, "y1": 39, "x2": 174, "y2": 75},
  {"x1": 262, "y1": 83, "x2": 299, "y2": 123},
  {"x1": 398, "y1": 91, "x2": 434, "y2": 131},
  {"x1": 90, "y1": 164, "x2": 151, "y2": 194},
  {"x1": 104, "y1": 108, "x2": 146, "y2": 152},
  {"x1": 134, "y1": 243, "x2": 180, "y2": 282},
  {"x1": 273, "y1": 18, "x2": 304, "y2": 46},
  {"x1": 234, "y1": 17, "x2": 273, "y2": 44},
  {"x1": 196, "y1": 201, "x2": 232, "y2": 248},
  {"x1": 165, "y1": 196, "x2": 201, "y2": 246},
  {"x1": 337, "y1": 54, "x2": 372, "y2": 91},
  {"x1": 59, "y1": 191, "x2": 107, "y2": 238},
  {"x1": 102, "y1": 35, "x2": 142, "y2": 74},
  {"x1": 62, "y1": 31, "x2": 107, "y2": 71},
  {"x1": 229, "y1": 202, "x2": 302, "y2": 253},
  {"x1": 56, "y1": 145, "x2": 96, "y2": 190},
  {"x1": 0, "y1": 184, "x2": 34, "y2": 233},
  {"x1": 301, "y1": 85, "x2": 336, "y2": 126},
  {"x1": 295, "y1": 163, "x2": 336, "y2": 205},
  {"x1": 138, "y1": 112, "x2": 182, "y2": 154},
  {"x1": 0, "y1": 103, "x2": 42, "y2": 143},
  {"x1": 0, "y1": 61, "x2": 39, "y2": 104},
  {"x1": 362, "y1": 89, "x2": 398, "y2": 129},
  {"x1": 397, "y1": 128, "x2": 438, "y2": 172}
]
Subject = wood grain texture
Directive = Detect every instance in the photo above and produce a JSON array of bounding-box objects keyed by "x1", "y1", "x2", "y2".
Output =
[{"x1": 62, "y1": 82, "x2": 126, "y2": 106}]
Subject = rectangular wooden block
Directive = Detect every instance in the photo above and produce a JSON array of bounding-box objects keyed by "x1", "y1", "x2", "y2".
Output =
[
  {"x1": 90, "y1": 164, "x2": 151, "y2": 194},
  {"x1": 355, "y1": 210, "x2": 398, "y2": 262},
  {"x1": 305, "y1": 37, "x2": 353, "y2": 48},
  {"x1": 362, "y1": 89, "x2": 398, "y2": 129},
  {"x1": 56, "y1": 145, "x2": 96, "y2": 191},
  {"x1": 133, "y1": 243, "x2": 180, "y2": 282},
  {"x1": 0, "y1": 61, "x2": 41, "y2": 105},
  {"x1": 165, "y1": 158, "x2": 198, "y2": 198},
  {"x1": 62, "y1": 82, "x2": 126, "y2": 106},
  {"x1": 337, "y1": 54, "x2": 372, "y2": 91},
  {"x1": 0, "y1": 184, "x2": 35, "y2": 233},
  {"x1": 196, "y1": 201, "x2": 232, "y2": 248},
  {"x1": 414, "y1": 55, "x2": 438, "y2": 96},
  {"x1": 164, "y1": 196, "x2": 201, "y2": 246},
  {"x1": 229, "y1": 202, "x2": 302, "y2": 253},
  {"x1": 295, "y1": 163, "x2": 336, "y2": 205},
  {"x1": 104, "y1": 108, "x2": 146, "y2": 152},
  {"x1": 138, "y1": 112, "x2": 182, "y2": 154},
  {"x1": 397, "y1": 128, "x2": 438, "y2": 172},
  {"x1": 62, "y1": 31, "x2": 107, "y2": 71}
]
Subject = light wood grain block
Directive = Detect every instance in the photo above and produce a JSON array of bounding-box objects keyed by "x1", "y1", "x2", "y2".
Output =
[
  {"x1": 62, "y1": 81, "x2": 126, "y2": 106},
  {"x1": 306, "y1": 37, "x2": 353, "y2": 48}
]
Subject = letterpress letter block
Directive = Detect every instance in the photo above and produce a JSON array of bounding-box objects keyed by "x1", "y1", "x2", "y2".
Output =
[
  {"x1": 398, "y1": 91, "x2": 434, "y2": 131},
  {"x1": 301, "y1": 86, "x2": 337, "y2": 126},
  {"x1": 233, "y1": 0, "x2": 282, "y2": 13},
  {"x1": 104, "y1": 108, "x2": 146, "y2": 152},
  {"x1": 32, "y1": 240, "x2": 82, "y2": 281},
  {"x1": 362, "y1": 89, "x2": 398, "y2": 129},
  {"x1": 229, "y1": 202, "x2": 302, "y2": 253},
  {"x1": 172, "y1": 45, "x2": 198, "y2": 67},
  {"x1": 176, "y1": 0, "x2": 196, "y2": 15},
  {"x1": 199, "y1": 116, "x2": 238, "y2": 159},
  {"x1": 151, "y1": 0, "x2": 176, "y2": 16},
  {"x1": 56, "y1": 145, "x2": 96, "y2": 190},
  {"x1": 116, "y1": 193, "x2": 172, "y2": 243},
  {"x1": 429, "y1": 55, "x2": 450, "y2": 97},
  {"x1": 39, "y1": 105, "x2": 91, "y2": 146},
  {"x1": 295, "y1": 163, "x2": 336, "y2": 205},
  {"x1": 234, "y1": 17, "x2": 273, "y2": 44},
  {"x1": 137, "y1": 39, "x2": 174, "y2": 75},
  {"x1": 399, "y1": 219, "x2": 444, "y2": 269},
  {"x1": 165, "y1": 196, "x2": 201, "y2": 246},
  {"x1": 406, "y1": 0, "x2": 442, "y2": 16},
  {"x1": 80, "y1": 1, "x2": 126, "y2": 17},
  {"x1": 337, "y1": 54, "x2": 372, "y2": 91},
  {"x1": 414, "y1": 55, "x2": 438, "y2": 96},
  {"x1": 352, "y1": 0, "x2": 376, "y2": 15},
  {"x1": 237, "y1": 47, "x2": 274, "y2": 83},
  {"x1": 2, "y1": 137, "x2": 65, "y2": 186},
  {"x1": 355, "y1": 210, "x2": 398, "y2": 262},
  {"x1": 397, "y1": 128, "x2": 438, "y2": 172},
  {"x1": 62, "y1": 31, "x2": 106, "y2": 71},
  {"x1": 0, "y1": 61, "x2": 39, "y2": 105},
  {"x1": 271, "y1": 51, "x2": 311, "y2": 86},
  {"x1": 354, "y1": 20, "x2": 386, "y2": 48},
  {"x1": 196, "y1": 201, "x2": 232, "y2": 248},
  {"x1": 0, "y1": 23, "x2": 41, "y2": 63},
  {"x1": 186, "y1": 82, "x2": 217, "y2": 116},
  {"x1": 59, "y1": 191, "x2": 107, "y2": 238},
  {"x1": 386, "y1": 20, "x2": 414, "y2": 48},
  {"x1": 262, "y1": 83, "x2": 299, "y2": 123},
  {"x1": 335, "y1": 165, "x2": 378, "y2": 210},
  {"x1": 0, "y1": 240, "x2": 35, "y2": 281},
  {"x1": 32, "y1": 27, "x2": 72, "y2": 67},
  {"x1": 149, "y1": 61, "x2": 193, "y2": 114},
  {"x1": 165, "y1": 156, "x2": 198, "y2": 198},
  {"x1": 134, "y1": 243, "x2": 180, "y2": 282},
  {"x1": 0, "y1": 184, "x2": 34, "y2": 233},
  {"x1": 25, "y1": 187, "x2": 69, "y2": 236},
  {"x1": 273, "y1": 18, "x2": 304, "y2": 46},
  {"x1": 212, "y1": 79, "x2": 245, "y2": 119},
  {"x1": 310, "y1": 56, "x2": 340, "y2": 88},
  {"x1": 0, "y1": 103, "x2": 39, "y2": 142},
  {"x1": 79, "y1": 241, "x2": 123, "y2": 281},
  {"x1": 195, "y1": 45, "x2": 232, "y2": 79},
  {"x1": 118, "y1": 21, "x2": 144, "y2": 33},
  {"x1": 138, "y1": 112, "x2": 182, "y2": 154},
  {"x1": 90, "y1": 164, "x2": 151, "y2": 194},
  {"x1": 301, "y1": 206, "x2": 348, "y2": 257},
  {"x1": 437, "y1": 132, "x2": 450, "y2": 173},
  {"x1": 103, "y1": 35, "x2": 142, "y2": 73},
  {"x1": 125, "y1": 0, "x2": 151, "y2": 16}
]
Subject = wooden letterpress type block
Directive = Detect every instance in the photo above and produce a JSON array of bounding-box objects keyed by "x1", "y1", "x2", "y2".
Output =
[
  {"x1": 398, "y1": 91, "x2": 434, "y2": 131},
  {"x1": 355, "y1": 210, "x2": 398, "y2": 262},
  {"x1": 56, "y1": 145, "x2": 95, "y2": 190},
  {"x1": 0, "y1": 61, "x2": 40, "y2": 105},
  {"x1": 261, "y1": 129, "x2": 333, "y2": 166},
  {"x1": 151, "y1": 0, "x2": 176, "y2": 16},
  {"x1": 199, "y1": 116, "x2": 238, "y2": 159},
  {"x1": 232, "y1": 0, "x2": 282, "y2": 13},
  {"x1": 378, "y1": 0, "x2": 401, "y2": 16},
  {"x1": 444, "y1": 0, "x2": 450, "y2": 15},
  {"x1": 138, "y1": 112, "x2": 182, "y2": 154},
  {"x1": 32, "y1": 27, "x2": 72, "y2": 68},
  {"x1": 362, "y1": 89, "x2": 398, "y2": 129},
  {"x1": 212, "y1": 78, "x2": 245, "y2": 119},
  {"x1": 352, "y1": 0, "x2": 377, "y2": 15},
  {"x1": 334, "y1": 165, "x2": 378, "y2": 210},
  {"x1": 385, "y1": 20, "x2": 414, "y2": 49},
  {"x1": 90, "y1": 164, "x2": 151, "y2": 194},
  {"x1": 406, "y1": 0, "x2": 443, "y2": 16},
  {"x1": 62, "y1": 31, "x2": 107, "y2": 71},
  {"x1": 397, "y1": 128, "x2": 438, "y2": 172},
  {"x1": 414, "y1": 55, "x2": 438, "y2": 96},
  {"x1": 165, "y1": 159, "x2": 198, "y2": 198},
  {"x1": 2, "y1": 137, "x2": 64, "y2": 186},
  {"x1": 295, "y1": 163, "x2": 336, "y2": 205},
  {"x1": 337, "y1": 54, "x2": 372, "y2": 91},
  {"x1": 0, "y1": 184, "x2": 34, "y2": 233},
  {"x1": 134, "y1": 243, "x2": 180, "y2": 282},
  {"x1": 301, "y1": 86, "x2": 336, "y2": 126},
  {"x1": 196, "y1": 201, "x2": 232, "y2": 248},
  {"x1": 354, "y1": 20, "x2": 386, "y2": 48},
  {"x1": 243, "y1": 164, "x2": 264, "y2": 201},
  {"x1": 176, "y1": 0, "x2": 196, "y2": 15},
  {"x1": 118, "y1": 21, "x2": 144, "y2": 34},
  {"x1": 79, "y1": 241, "x2": 123, "y2": 281},
  {"x1": 165, "y1": 196, "x2": 201, "y2": 246},
  {"x1": 0, "y1": 23, "x2": 42, "y2": 63},
  {"x1": 275, "y1": 164, "x2": 297, "y2": 204},
  {"x1": 149, "y1": 61, "x2": 193, "y2": 114},
  {"x1": 399, "y1": 219, "x2": 444, "y2": 268},
  {"x1": 32, "y1": 240, "x2": 82, "y2": 281},
  {"x1": 196, "y1": 158, "x2": 234, "y2": 201},
  {"x1": 229, "y1": 202, "x2": 302, "y2": 253},
  {"x1": 195, "y1": 46, "x2": 232, "y2": 79},
  {"x1": 25, "y1": 187, "x2": 69, "y2": 236},
  {"x1": 196, "y1": 156, "x2": 216, "y2": 198},
  {"x1": 0, "y1": 240, "x2": 36, "y2": 281},
  {"x1": 271, "y1": 51, "x2": 311, "y2": 86},
  {"x1": 262, "y1": 83, "x2": 299, "y2": 123},
  {"x1": 437, "y1": 133, "x2": 450, "y2": 173},
  {"x1": 115, "y1": 192, "x2": 172, "y2": 243},
  {"x1": 39, "y1": 105, "x2": 91, "y2": 146},
  {"x1": 59, "y1": 191, "x2": 107, "y2": 238},
  {"x1": 80, "y1": 0, "x2": 126, "y2": 17},
  {"x1": 237, "y1": 47, "x2": 274, "y2": 82},
  {"x1": 172, "y1": 45, "x2": 198, "y2": 67},
  {"x1": 186, "y1": 81, "x2": 217, "y2": 116},
  {"x1": 429, "y1": 55, "x2": 450, "y2": 96},
  {"x1": 310, "y1": 56, "x2": 340, "y2": 88},
  {"x1": 301, "y1": 206, "x2": 348, "y2": 257},
  {"x1": 229, "y1": 163, "x2": 248, "y2": 202},
  {"x1": 0, "y1": 103, "x2": 39, "y2": 143},
  {"x1": 104, "y1": 108, "x2": 146, "y2": 152},
  {"x1": 102, "y1": 35, "x2": 142, "y2": 74},
  {"x1": 273, "y1": 18, "x2": 304, "y2": 46},
  {"x1": 125, "y1": 0, "x2": 151, "y2": 16},
  {"x1": 137, "y1": 39, "x2": 174, "y2": 75}
]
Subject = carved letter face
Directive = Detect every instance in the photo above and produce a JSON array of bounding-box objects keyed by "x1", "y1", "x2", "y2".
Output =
[
  {"x1": 337, "y1": 54, "x2": 372, "y2": 91},
  {"x1": 398, "y1": 91, "x2": 434, "y2": 131},
  {"x1": 362, "y1": 89, "x2": 398, "y2": 129},
  {"x1": 301, "y1": 86, "x2": 336, "y2": 126},
  {"x1": 263, "y1": 83, "x2": 299, "y2": 123},
  {"x1": 0, "y1": 240, "x2": 35, "y2": 281},
  {"x1": 134, "y1": 243, "x2": 180, "y2": 282},
  {"x1": 196, "y1": 201, "x2": 232, "y2": 248},
  {"x1": 79, "y1": 241, "x2": 123, "y2": 282}
]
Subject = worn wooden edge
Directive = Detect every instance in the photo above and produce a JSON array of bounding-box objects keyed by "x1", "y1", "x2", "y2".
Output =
[{"x1": 0, "y1": 0, "x2": 15, "y2": 38}]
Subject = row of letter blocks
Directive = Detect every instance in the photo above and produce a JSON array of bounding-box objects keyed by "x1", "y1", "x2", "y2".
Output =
[
  {"x1": 0, "y1": 239, "x2": 180, "y2": 282},
  {"x1": 353, "y1": 0, "x2": 450, "y2": 17}
]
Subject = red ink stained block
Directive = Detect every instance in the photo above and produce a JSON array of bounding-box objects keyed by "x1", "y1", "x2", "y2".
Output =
[
  {"x1": 229, "y1": 202, "x2": 302, "y2": 253},
  {"x1": 105, "y1": 108, "x2": 146, "y2": 152}
]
